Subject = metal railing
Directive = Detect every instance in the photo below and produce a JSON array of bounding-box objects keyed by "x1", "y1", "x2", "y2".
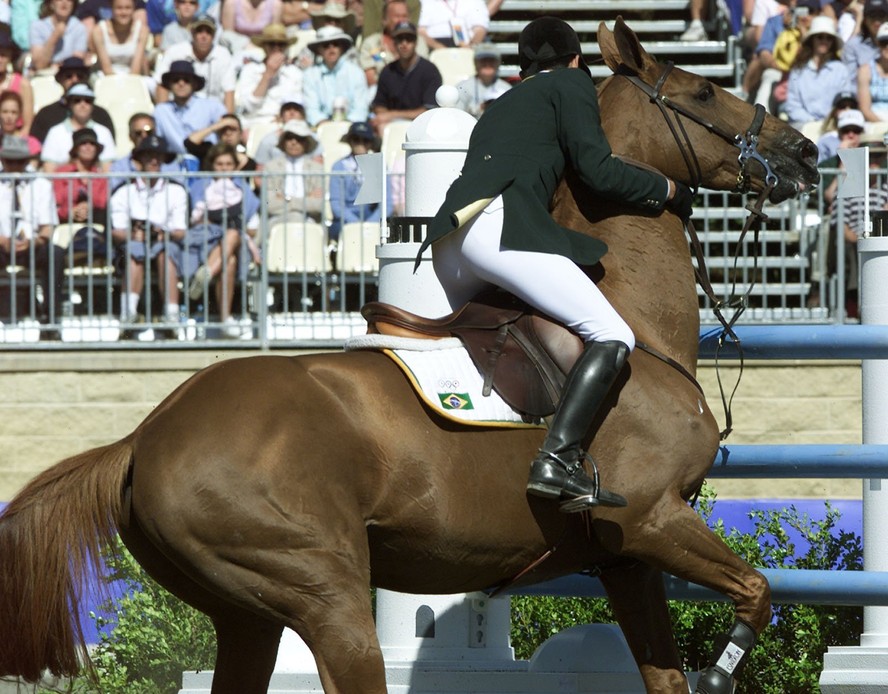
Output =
[{"x1": 0, "y1": 166, "x2": 856, "y2": 350}]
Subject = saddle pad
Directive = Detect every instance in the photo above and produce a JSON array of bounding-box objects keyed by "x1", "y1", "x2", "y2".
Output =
[{"x1": 345, "y1": 334, "x2": 544, "y2": 429}]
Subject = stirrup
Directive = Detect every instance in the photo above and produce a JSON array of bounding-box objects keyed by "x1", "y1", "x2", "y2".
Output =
[{"x1": 558, "y1": 454, "x2": 628, "y2": 513}]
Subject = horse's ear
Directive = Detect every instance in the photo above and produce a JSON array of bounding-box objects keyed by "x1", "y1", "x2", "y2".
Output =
[{"x1": 599, "y1": 16, "x2": 657, "y2": 76}]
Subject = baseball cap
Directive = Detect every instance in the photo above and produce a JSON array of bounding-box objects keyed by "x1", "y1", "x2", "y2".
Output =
[
  {"x1": 865, "y1": 0, "x2": 888, "y2": 17},
  {"x1": 391, "y1": 21, "x2": 417, "y2": 39},
  {"x1": 837, "y1": 109, "x2": 865, "y2": 131},
  {"x1": 190, "y1": 14, "x2": 216, "y2": 33},
  {"x1": 833, "y1": 91, "x2": 858, "y2": 108}
]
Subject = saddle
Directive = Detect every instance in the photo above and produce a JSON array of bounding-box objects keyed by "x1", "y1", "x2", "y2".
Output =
[{"x1": 361, "y1": 291, "x2": 583, "y2": 417}]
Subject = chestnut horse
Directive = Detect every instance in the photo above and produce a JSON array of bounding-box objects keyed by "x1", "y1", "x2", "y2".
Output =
[{"x1": 0, "y1": 20, "x2": 818, "y2": 694}]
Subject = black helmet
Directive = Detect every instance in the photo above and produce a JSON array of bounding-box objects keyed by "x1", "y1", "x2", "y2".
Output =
[{"x1": 518, "y1": 17, "x2": 590, "y2": 79}]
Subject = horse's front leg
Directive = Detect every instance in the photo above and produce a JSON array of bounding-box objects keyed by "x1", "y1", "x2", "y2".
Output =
[
  {"x1": 596, "y1": 494, "x2": 770, "y2": 694},
  {"x1": 599, "y1": 561, "x2": 689, "y2": 694}
]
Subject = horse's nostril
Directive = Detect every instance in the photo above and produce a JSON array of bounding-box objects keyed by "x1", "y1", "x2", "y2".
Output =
[{"x1": 801, "y1": 139, "x2": 818, "y2": 163}]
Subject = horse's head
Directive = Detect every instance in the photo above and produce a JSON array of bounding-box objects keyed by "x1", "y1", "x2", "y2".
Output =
[{"x1": 597, "y1": 18, "x2": 819, "y2": 203}]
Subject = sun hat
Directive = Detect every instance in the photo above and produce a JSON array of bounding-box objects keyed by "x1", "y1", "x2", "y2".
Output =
[
  {"x1": 308, "y1": 25, "x2": 354, "y2": 54},
  {"x1": 161, "y1": 60, "x2": 206, "y2": 91},
  {"x1": 64, "y1": 83, "x2": 96, "y2": 103},
  {"x1": 132, "y1": 134, "x2": 177, "y2": 163},
  {"x1": 309, "y1": 1, "x2": 356, "y2": 35},
  {"x1": 341, "y1": 121, "x2": 379, "y2": 149},
  {"x1": 250, "y1": 23, "x2": 297, "y2": 48},
  {"x1": 837, "y1": 109, "x2": 865, "y2": 132},
  {"x1": 804, "y1": 16, "x2": 842, "y2": 49},
  {"x1": 69, "y1": 127, "x2": 104, "y2": 158},
  {"x1": 55, "y1": 57, "x2": 90, "y2": 84},
  {"x1": 277, "y1": 119, "x2": 318, "y2": 153},
  {"x1": 0, "y1": 135, "x2": 32, "y2": 160},
  {"x1": 865, "y1": 0, "x2": 888, "y2": 18}
]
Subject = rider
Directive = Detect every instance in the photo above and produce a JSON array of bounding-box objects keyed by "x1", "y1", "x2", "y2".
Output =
[{"x1": 417, "y1": 17, "x2": 694, "y2": 513}]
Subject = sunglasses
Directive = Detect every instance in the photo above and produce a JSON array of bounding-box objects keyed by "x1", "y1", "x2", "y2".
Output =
[
  {"x1": 68, "y1": 97, "x2": 94, "y2": 105},
  {"x1": 265, "y1": 41, "x2": 288, "y2": 48},
  {"x1": 319, "y1": 41, "x2": 341, "y2": 49},
  {"x1": 394, "y1": 35, "x2": 416, "y2": 43},
  {"x1": 177, "y1": 0, "x2": 199, "y2": 4},
  {"x1": 170, "y1": 75, "x2": 193, "y2": 84}
]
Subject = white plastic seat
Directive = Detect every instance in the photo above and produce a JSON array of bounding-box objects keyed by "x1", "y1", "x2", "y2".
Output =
[
  {"x1": 31, "y1": 75, "x2": 64, "y2": 113},
  {"x1": 93, "y1": 74, "x2": 154, "y2": 154},
  {"x1": 338, "y1": 222, "x2": 380, "y2": 274},
  {"x1": 316, "y1": 120, "x2": 353, "y2": 172},
  {"x1": 429, "y1": 47, "x2": 475, "y2": 87},
  {"x1": 245, "y1": 120, "x2": 281, "y2": 159},
  {"x1": 381, "y1": 119, "x2": 411, "y2": 169},
  {"x1": 265, "y1": 221, "x2": 332, "y2": 274}
]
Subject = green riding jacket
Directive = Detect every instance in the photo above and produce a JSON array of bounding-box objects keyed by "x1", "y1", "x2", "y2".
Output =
[{"x1": 416, "y1": 67, "x2": 669, "y2": 269}]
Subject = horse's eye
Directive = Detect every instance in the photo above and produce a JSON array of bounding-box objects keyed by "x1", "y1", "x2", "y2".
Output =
[{"x1": 697, "y1": 85, "x2": 715, "y2": 102}]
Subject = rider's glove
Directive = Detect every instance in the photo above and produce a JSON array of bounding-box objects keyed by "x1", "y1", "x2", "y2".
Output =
[{"x1": 666, "y1": 181, "x2": 694, "y2": 223}]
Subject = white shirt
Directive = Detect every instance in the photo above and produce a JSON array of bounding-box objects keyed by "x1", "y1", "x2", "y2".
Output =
[
  {"x1": 42, "y1": 120, "x2": 117, "y2": 165},
  {"x1": 110, "y1": 178, "x2": 189, "y2": 233},
  {"x1": 154, "y1": 43, "x2": 235, "y2": 103},
  {"x1": 235, "y1": 61, "x2": 304, "y2": 125},
  {"x1": 0, "y1": 177, "x2": 58, "y2": 239},
  {"x1": 284, "y1": 156, "x2": 305, "y2": 199},
  {"x1": 456, "y1": 75, "x2": 510, "y2": 117},
  {"x1": 419, "y1": 0, "x2": 489, "y2": 42}
]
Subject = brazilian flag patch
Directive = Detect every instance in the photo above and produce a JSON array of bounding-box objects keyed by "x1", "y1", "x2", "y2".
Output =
[{"x1": 438, "y1": 392, "x2": 474, "y2": 410}]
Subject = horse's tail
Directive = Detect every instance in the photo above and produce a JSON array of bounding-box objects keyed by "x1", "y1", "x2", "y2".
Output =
[{"x1": 0, "y1": 440, "x2": 133, "y2": 682}]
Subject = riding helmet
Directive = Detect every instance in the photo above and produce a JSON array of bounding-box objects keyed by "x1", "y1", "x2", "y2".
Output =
[{"x1": 518, "y1": 17, "x2": 591, "y2": 79}]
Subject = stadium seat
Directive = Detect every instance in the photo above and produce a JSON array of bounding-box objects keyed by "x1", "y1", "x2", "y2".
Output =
[
  {"x1": 429, "y1": 47, "x2": 475, "y2": 87},
  {"x1": 93, "y1": 74, "x2": 154, "y2": 155},
  {"x1": 265, "y1": 221, "x2": 332, "y2": 274},
  {"x1": 245, "y1": 120, "x2": 280, "y2": 158},
  {"x1": 316, "y1": 120, "x2": 353, "y2": 172},
  {"x1": 382, "y1": 119, "x2": 410, "y2": 169},
  {"x1": 338, "y1": 222, "x2": 380, "y2": 274},
  {"x1": 31, "y1": 75, "x2": 64, "y2": 113}
]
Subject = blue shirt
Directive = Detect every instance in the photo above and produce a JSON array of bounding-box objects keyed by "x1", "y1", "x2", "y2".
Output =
[
  {"x1": 146, "y1": 0, "x2": 216, "y2": 34},
  {"x1": 11, "y1": 0, "x2": 40, "y2": 50},
  {"x1": 842, "y1": 35, "x2": 879, "y2": 92},
  {"x1": 29, "y1": 16, "x2": 89, "y2": 64},
  {"x1": 756, "y1": 14, "x2": 785, "y2": 55},
  {"x1": 153, "y1": 95, "x2": 227, "y2": 155},
  {"x1": 329, "y1": 154, "x2": 382, "y2": 239},
  {"x1": 784, "y1": 59, "x2": 852, "y2": 124},
  {"x1": 303, "y1": 59, "x2": 370, "y2": 127}
]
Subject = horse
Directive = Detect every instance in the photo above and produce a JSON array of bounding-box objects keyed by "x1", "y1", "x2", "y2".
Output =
[{"x1": 0, "y1": 19, "x2": 819, "y2": 694}]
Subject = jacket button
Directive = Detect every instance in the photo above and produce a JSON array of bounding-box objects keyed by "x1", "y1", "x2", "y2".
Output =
[{"x1": 483, "y1": 154, "x2": 492, "y2": 161}]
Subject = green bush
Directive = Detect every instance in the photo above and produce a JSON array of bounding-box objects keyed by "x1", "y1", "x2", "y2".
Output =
[
  {"x1": 511, "y1": 485, "x2": 863, "y2": 693},
  {"x1": 56, "y1": 486, "x2": 861, "y2": 693}
]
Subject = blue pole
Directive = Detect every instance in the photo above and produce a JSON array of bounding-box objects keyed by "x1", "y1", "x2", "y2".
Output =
[
  {"x1": 508, "y1": 569, "x2": 888, "y2": 606},
  {"x1": 699, "y1": 324, "x2": 888, "y2": 360},
  {"x1": 710, "y1": 444, "x2": 888, "y2": 478}
]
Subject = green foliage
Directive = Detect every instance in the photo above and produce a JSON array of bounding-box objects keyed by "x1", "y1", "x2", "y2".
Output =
[
  {"x1": 510, "y1": 485, "x2": 863, "y2": 693},
  {"x1": 53, "y1": 537, "x2": 217, "y2": 694}
]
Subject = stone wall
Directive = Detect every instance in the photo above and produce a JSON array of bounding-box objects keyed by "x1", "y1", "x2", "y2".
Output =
[{"x1": 0, "y1": 352, "x2": 863, "y2": 502}]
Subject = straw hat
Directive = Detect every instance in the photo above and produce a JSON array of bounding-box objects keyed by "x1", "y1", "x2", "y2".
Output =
[
  {"x1": 309, "y1": 1, "x2": 356, "y2": 35},
  {"x1": 250, "y1": 23, "x2": 297, "y2": 49}
]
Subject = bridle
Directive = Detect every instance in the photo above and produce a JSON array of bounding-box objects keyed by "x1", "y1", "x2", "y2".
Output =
[
  {"x1": 616, "y1": 61, "x2": 778, "y2": 196},
  {"x1": 615, "y1": 61, "x2": 783, "y2": 441}
]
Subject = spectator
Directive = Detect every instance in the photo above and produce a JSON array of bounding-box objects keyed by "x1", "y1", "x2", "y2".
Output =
[
  {"x1": 234, "y1": 23, "x2": 303, "y2": 127},
  {"x1": 158, "y1": 0, "x2": 199, "y2": 48},
  {"x1": 329, "y1": 121, "x2": 380, "y2": 240},
  {"x1": 52, "y1": 127, "x2": 109, "y2": 262},
  {"x1": 154, "y1": 13, "x2": 234, "y2": 108},
  {"x1": 680, "y1": 0, "x2": 709, "y2": 41},
  {"x1": 154, "y1": 59, "x2": 228, "y2": 157},
  {"x1": 279, "y1": 0, "x2": 314, "y2": 34},
  {"x1": 10, "y1": 0, "x2": 42, "y2": 51},
  {"x1": 92, "y1": 0, "x2": 150, "y2": 77},
  {"x1": 220, "y1": 0, "x2": 282, "y2": 52},
  {"x1": 826, "y1": 0, "x2": 863, "y2": 41},
  {"x1": 455, "y1": 42, "x2": 509, "y2": 117},
  {"x1": 783, "y1": 15, "x2": 850, "y2": 126},
  {"x1": 361, "y1": 0, "x2": 418, "y2": 38},
  {"x1": 359, "y1": 0, "x2": 428, "y2": 88},
  {"x1": 746, "y1": 0, "x2": 786, "y2": 51},
  {"x1": 145, "y1": 0, "x2": 216, "y2": 42},
  {"x1": 370, "y1": 22, "x2": 442, "y2": 133},
  {"x1": 817, "y1": 90, "x2": 860, "y2": 160},
  {"x1": 418, "y1": 0, "x2": 488, "y2": 49},
  {"x1": 29, "y1": 56, "x2": 115, "y2": 142},
  {"x1": 858, "y1": 22, "x2": 888, "y2": 119},
  {"x1": 109, "y1": 134, "x2": 189, "y2": 332},
  {"x1": 76, "y1": 0, "x2": 146, "y2": 39},
  {"x1": 29, "y1": 0, "x2": 89, "y2": 71},
  {"x1": 309, "y1": 1, "x2": 356, "y2": 36},
  {"x1": 263, "y1": 119, "x2": 323, "y2": 225},
  {"x1": 185, "y1": 113, "x2": 257, "y2": 174},
  {"x1": 0, "y1": 135, "x2": 64, "y2": 332},
  {"x1": 41, "y1": 83, "x2": 117, "y2": 171},
  {"x1": 486, "y1": 0, "x2": 502, "y2": 17},
  {"x1": 0, "y1": 29, "x2": 33, "y2": 133},
  {"x1": 0, "y1": 91, "x2": 42, "y2": 164},
  {"x1": 187, "y1": 141, "x2": 261, "y2": 337},
  {"x1": 843, "y1": 0, "x2": 888, "y2": 87},
  {"x1": 252, "y1": 99, "x2": 306, "y2": 165},
  {"x1": 303, "y1": 26, "x2": 369, "y2": 126},
  {"x1": 109, "y1": 111, "x2": 182, "y2": 187}
]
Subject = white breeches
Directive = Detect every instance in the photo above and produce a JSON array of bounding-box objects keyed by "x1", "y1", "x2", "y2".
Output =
[{"x1": 431, "y1": 196, "x2": 635, "y2": 350}]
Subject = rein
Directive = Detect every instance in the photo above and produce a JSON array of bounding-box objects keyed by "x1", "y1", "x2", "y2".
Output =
[{"x1": 617, "y1": 61, "x2": 780, "y2": 440}]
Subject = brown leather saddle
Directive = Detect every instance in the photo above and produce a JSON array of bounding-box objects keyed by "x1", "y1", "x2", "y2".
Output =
[{"x1": 361, "y1": 291, "x2": 583, "y2": 418}]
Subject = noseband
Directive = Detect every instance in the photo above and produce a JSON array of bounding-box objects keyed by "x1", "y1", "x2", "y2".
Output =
[{"x1": 617, "y1": 62, "x2": 778, "y2": 195}]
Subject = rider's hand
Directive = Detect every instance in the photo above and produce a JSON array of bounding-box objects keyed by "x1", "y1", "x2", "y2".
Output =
[{"x1": 666, "y1": 180, "x2": 694, "y2": 222}]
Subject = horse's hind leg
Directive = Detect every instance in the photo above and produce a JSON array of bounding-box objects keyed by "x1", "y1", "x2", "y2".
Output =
[
  {"x1": 599, "y1": 562, "x2": 688, "y2": 694},
  {"x1": 210, "y1": 613, "x2": 282, "y2": 694}
]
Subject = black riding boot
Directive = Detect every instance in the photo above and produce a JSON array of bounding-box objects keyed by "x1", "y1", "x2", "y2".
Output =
[{"x1": 526, "y1": 339, "x2": 630, "y2": 513}]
